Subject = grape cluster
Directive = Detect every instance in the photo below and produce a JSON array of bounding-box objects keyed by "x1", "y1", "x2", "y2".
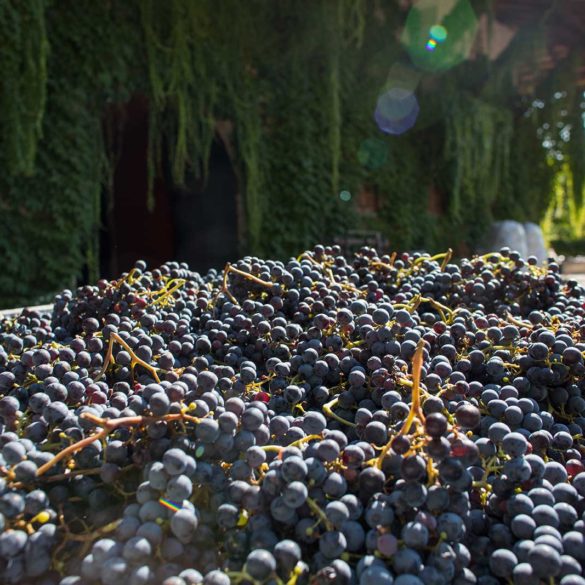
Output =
[{"x1": 0, "y1": 246, "x2": 583, "y2": 584}]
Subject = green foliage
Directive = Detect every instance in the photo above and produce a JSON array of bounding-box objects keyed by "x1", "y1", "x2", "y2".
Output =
[
  {"x1": 0, "y1": 0, "x2": 582, "y2": 307},
  {"x1": 550, "y1": 238, "x2": 585, "y2": 258},
  {"x1": 533, "y1": 57, "x2": 585, "y2": 242},
  {"x1": 0, "y1": 0, "x2": 47, "y2": 176},
  {"x1": 0, "y1": 1, "x2": 140, "y2": 307},
  {"x1": 441, "y1": 89, "x2": 513, "y2": 243},
  {"x1": 500, "y1": 110, "x2": 556, "y2": 224}
]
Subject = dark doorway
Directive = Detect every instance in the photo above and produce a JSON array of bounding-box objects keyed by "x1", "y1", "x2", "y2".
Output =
[
  {"x1": 100, "y1": 97, "x2": 239, "y2": 278},
  {"x1": 168, "y1": 139, "x2": 239, "y2": 273},
  {"x1": 101, "y1": 96, "x2": 174, "y2": 278}
]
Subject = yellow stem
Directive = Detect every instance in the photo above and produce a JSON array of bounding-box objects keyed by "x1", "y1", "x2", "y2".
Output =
[
  {"x1": 36, "y1": 412, "x2": 200, "y2": 477},
  {"x1": 288, "y1": 434, "x2": 322, "y2": 448},
  {"x1": 306, "y1": 497, "x2": 333, "y2": 531},
  {"x1": 506, "y1": 312, "x2": 533, "y2": 329},
  {"x1": 152, "y1": 279, "x2": 186, "y2": 306},
  {"x1": 376, "y1": 339, "x2": 425, "y2": 469},
  {"x1": 227, "y1": 264, "x2": 274, "y2": 288},
  {"x1": 323, "y1": 397, "x2": 356, "y2": 428},
  {"x1": 93, "y1": 332, "x2": 160, "y2": 383},
  {"x1": 440, "y1": 248, "x2": 453, "y2": 271}
]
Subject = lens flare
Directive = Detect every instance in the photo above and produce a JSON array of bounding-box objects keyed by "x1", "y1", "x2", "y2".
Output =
[
  {"x1": 159, "y1": 498, "x2": 182, "y2": 512},
  {"x1": 339, "y1": 190, "x2": 352, "y2": 202},
  {"x1": 374, "y1": 88, "x2": 420, "y2": 135},
  {"x1": 402, "y1": 0, "x2": 478, "y2": 73},
  {"x1": 386, "y1": 62, "x2": 421, "y2": 94},
  {"x1": 430, "y1": 24, "x2": 448, "y2": 42},
  {"x1": 358, "y1": 138, "x2": 389, "y2": 170}
]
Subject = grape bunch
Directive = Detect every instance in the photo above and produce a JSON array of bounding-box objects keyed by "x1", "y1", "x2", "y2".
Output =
[{"x1": 0, "y1": 245, "x2": 583, "y2": 585}]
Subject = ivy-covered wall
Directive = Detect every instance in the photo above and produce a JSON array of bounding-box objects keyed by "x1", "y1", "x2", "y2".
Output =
[{"x1": 0, "y1": 0, "x2": 583, "y2": 308}]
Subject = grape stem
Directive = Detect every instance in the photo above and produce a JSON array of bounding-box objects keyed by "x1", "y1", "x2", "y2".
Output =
[
  {"x1": 226, "y1": 571, "x2": 255, "y2": 584},
  {"x1": 306, "y1": 496, "x2": 334, "y2": 531},
  {"x1": 152, "y1": 278, "x2": 186, "y2": 306},
  {"x1": 226, "y1": 263, "x2": 274, "y2": 288},
  {"x1": 220, "y1": 262, "x2": 274, "y2": 305},
  {"x1": 440, "y1": 248, "x2": 453, "y2": 271},
  {"x1": 412, "y1": 249, "x2": 452, "y2": 268},
  {"x1": 323, "y1": 397, "x2": 357, "y2": 428},
  {"x1": 115, "y1": 267, "x2": 137, "y2": 289},
  {"x1": 505, "y1": 312, "x2": 533, "y2": 330},
  {"x1": 36, "y1": 411, "x2": 201, "y2": 477},
  {"x1": 286, "y1": 563, "x2": 305, "y2": 585},
  {"x1": 93, "y1": 331, "x2": 160, "y2": 383},
  {"x1": 370, "y1": 261, "x2": 395, "y2": 272},
  {"x1": 221, "y1": 263, "x2": 238, "y2": 304},
  {"x1": 376, "y1": 339, "x2": 426, "y2": 469},
  {"x1": 288, "y1": 434, "x2": 323, "y2": 448}
]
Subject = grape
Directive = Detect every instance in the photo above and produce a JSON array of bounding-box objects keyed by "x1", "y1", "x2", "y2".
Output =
[
  {"x1": 170, "y1": 509, "x2": 199, "y2": 544},
  {"x1": 0, "y1": 247, "x2": 583, "y2": 583},
  {"x1": 507, "y1": 493, "x2": 533, "y2": 516},
  {"x1": 166, "y1": 474, "x2": 193, "y2": 502},
  {"x1": 24, "y1": 489, "x2": 49, "y2": 515},
  {"x1": 116, "y1": 516, "x2": 141, "y2": 541},
  {"x1": 455, "y1": 404, "x2": 481, "y2": 429},
  {"x1": 2, "y1": 442, "x2": 26, "y2": 466},
  {"x1": 91, "y1": 538, "x2": 121, "y2": 564},
  {"x1": 129, "y1": 566, "x2": 156, "y2": 585},
  {"x1": 401, "y1": 521, "x2": 429, "y2": 549},
  {"x1": 323, "y1": 472, "x2": 347, "y2": 497},
  {"x1": 0, "y1": 530, "x2": 27, "y2": 557},
  {"x1": 395, "y1": 576, "x2": 424, "y2": 585},
  {"x1": 319, "y1": 531, "x2": 347, "y2": 559},
  {"x1": 280, "y1": 456, "x2": 307, "y2": 483},
  {"x1": 342, "y1": 520, "x2": 366, "y2": 552},
  {"x1": 195, "y1": 419, "x2": 220, "y2": 443},
  {"x1": 528, "y1": 543, "x2": 562, "y2": 577},
  {"x1": 269, "y1": 496, "x2": 296, "y2": 524},
  {"x1": 424, "y1": 412, "x2": 448, "y2": 437},
  {"x1": 360, "y1": 564, "x2": 394, "y2": 585},
  {"x1": 163, "y1": 449, "x2": 188, "y2": 476},
  {"x1": 24, "y1": 549, "x2": 52, "y2": 579},
  {"x1": 562, "y1": 531, "x2": 585, "y2": 561},
  {"x1": 282, "y1": 481, "x2": 308, "y2": 508},
  {"x1": 437, "y1": 513, "x2": 466, "y2": 542},
  {"x1": 535, "y1": 534, "x2": 563, "y2": 553},
  {"x1": 376, "y1": 533, "x2": 398, "y2": 557},
  {"x1": 138, "y1": 500, "x2": 166, "y2": 522},
  {"x1": 532, "y1": 504, "x2": 560, "y2": 528},
  {"x1": 324, "y1": 500, "x2": 350, "y2": 529},
  {"x1": 393, "y1": 548, "x2": 423, "y2": 574},
  {"x1": 573, "y1": 472, "x2": 585, "y2": 496},
  {"x1": 244, "y1": 549, "x2": 276, "y2": 580},
  {"x1": 489, "y1": 549, "x2": 517, "y2": 578},
  {"x1": 561, "y1": 577, "x2": 585, "y2": 585},
  {"x1": 179, "y1": 569, "x2": 204, "y2": 584},
  {"x1": 501, "y1": 432, "x2": 528, "y2": 457},
  {"x1": 101, "y1": 556, "x2": 129, "y2": 584},
  {"x1": 365, "y1": 498, "x2": 394, "y2": 528},
  {"x1": 161, "y1": 536, "x2": 184, "y2": 561},
  {"x1": 202, "y1": 570, "x2": 230, "y2": 585},
  {"x1": 162, "y1": 578, "x2": 187, "y2": 585},
  {"x1": 122, "y1": 536, "x2": 152, "y2": 562},
  {"x1": 510, "y1": 514, "x2": 536, "y2": 539},
  {"x1": 513, "y1": 562, "x2": 539, "y2": 585}
]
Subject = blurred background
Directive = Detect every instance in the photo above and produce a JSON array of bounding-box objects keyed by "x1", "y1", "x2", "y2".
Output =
[{"x1": 0, "y1": 0, "x2": 584, "y2": 308}]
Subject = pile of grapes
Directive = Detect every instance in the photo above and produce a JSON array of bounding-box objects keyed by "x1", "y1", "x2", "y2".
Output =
[{"x1": 0, "y1": 245, "x2": 584, "y2": 585}]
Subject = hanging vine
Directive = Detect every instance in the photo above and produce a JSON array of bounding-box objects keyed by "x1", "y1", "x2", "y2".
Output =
[
  {"x1": 0, "y1": 0, "x2": 583, "y2": 307},
  {"x1": 0, "y1": 0, "x2": 48, "y2": 176}
]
